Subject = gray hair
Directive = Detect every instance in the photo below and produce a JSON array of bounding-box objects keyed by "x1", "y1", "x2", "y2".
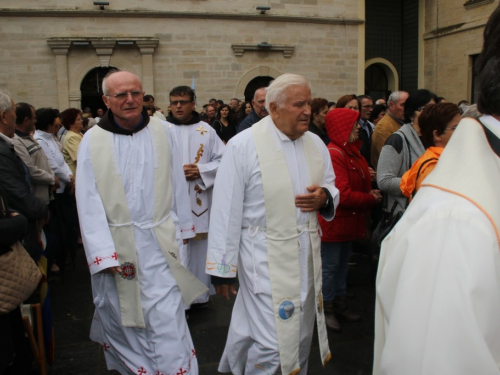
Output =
[
  {"x1": 0, "y1": 89, "x2": 12, "y2": 113},
  {"x1": 265, "y1": 73, "x2": 311, "y2": 112},
  {"x1": 461, "y1": 104, "x2": 482, "y2": 120},
  {"x1": 388, "y1": 91, "x2": 408, "y2": 105}
]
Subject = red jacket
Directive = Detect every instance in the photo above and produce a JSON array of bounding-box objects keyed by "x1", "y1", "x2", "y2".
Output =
[{"x1": 319, "y1": 108, "x2": 375, "y2": 242}]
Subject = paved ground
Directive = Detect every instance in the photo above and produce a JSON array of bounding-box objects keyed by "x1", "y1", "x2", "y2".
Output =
[{"x1": 47, "y1": 246, "x2": 376, "y2": 374}]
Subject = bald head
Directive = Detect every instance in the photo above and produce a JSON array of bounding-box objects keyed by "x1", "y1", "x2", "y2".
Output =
[{"x1": 102, "y1": 71, "x2": 145, "y2": 130}]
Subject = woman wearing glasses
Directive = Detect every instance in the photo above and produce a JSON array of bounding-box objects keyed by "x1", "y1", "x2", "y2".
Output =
[
  {"x1": 400, "y1": 103, "x2": 461, "y2": 197},
  {"x1": 376, "y1": 89, "x2": 437, "y2": 215}
]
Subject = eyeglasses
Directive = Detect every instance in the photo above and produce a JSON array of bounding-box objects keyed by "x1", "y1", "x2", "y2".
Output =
[
  {"x1": 170, "y1": 100, "x2": 192, "y2": 106},
  {"x1": 107, "y1": 91, "x2": 143, "y2": 100},
  {"x1": 361, "y1": 105, "x2": 374, "y2": 109}
]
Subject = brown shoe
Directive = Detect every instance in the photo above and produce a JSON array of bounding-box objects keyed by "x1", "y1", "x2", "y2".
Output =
[
  {"x1": 334, "y1": 295, "x2": 361, "y2": 322},
  {"x1": 324, "y1": 301, "x2": 341, "y2": 331}
]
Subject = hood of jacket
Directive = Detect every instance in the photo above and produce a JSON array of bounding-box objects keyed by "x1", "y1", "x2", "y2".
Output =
[{"x1": 325, "y1": 108, "x2": 361, "y2": 151}]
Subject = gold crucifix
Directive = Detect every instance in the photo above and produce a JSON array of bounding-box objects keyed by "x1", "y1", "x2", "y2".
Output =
[{"x1": 196, "y1": 125, "x2": 208, "y2": 135}]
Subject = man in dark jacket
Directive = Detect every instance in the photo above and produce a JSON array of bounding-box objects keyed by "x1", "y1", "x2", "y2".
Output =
[
  {"x1": 237, "y1": 87, "x2": 269, "y2": 133},
  {"x1": 0, "y1": 90, "x2": 48, "y2": 260}
]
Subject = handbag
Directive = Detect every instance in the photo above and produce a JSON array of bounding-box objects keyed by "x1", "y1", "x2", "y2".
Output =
[
  {"x1": 371, "y1": 197, "x2": 404, "y2": 248},
  {"x1": 0, "y1": 197, "x2": 42, "y2": 314},
  {"x1": 371, "y1": 132, "x2": 412, "y2": 247}
]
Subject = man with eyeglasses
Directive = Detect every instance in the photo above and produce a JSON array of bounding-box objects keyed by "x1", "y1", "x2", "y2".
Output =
[
  {"x1": 75, "y1": 71, "x2": 206, "y2": 375},
  {"x1": 166, "y1": 85, "x2": 225, "y2": 310}
]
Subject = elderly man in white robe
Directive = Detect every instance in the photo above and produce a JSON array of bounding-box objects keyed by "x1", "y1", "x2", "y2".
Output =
[
  {"x1": 76, "y1": 70, "x2": 207, "y2": 375},
  {"x1": 206, "y1": 73, "x2": 340, "y2": 375},
  {"x1": 374, "y1": 5, "x2": 500, "y2": 374}
]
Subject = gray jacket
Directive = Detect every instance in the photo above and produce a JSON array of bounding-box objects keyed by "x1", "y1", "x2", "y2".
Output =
[{"x1": 376, "y1": 124, "x2": 425, "y2": 213}]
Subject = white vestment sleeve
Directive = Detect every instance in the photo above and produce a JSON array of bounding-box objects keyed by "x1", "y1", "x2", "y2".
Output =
[
  {"x1": 206, "y1": 140, "x2": 245, "y2": 278},
  {"x1": 196, "y1": 127, "x2": 225, "y2": 190},
  {"x1": 375, "y1": 197, "x2": 500, "y2": 375},
  {"x1": 76, "y1": 130, "x2": 119, "y2": 275},
  {"x1": 164, "y1": 124, "x2": 195, "y2": 240}
]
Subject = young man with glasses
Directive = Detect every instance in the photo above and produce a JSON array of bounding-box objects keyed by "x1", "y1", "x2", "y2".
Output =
[{"x1": 166, "y1": 86, "x2": 225, "y2": 310}]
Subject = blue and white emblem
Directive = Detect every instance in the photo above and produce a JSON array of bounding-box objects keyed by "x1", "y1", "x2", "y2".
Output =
[{"x1": 278, "y1": 300, "x2": 295, "y2": 321}]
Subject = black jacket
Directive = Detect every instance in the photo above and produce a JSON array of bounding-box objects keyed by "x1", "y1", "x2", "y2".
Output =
[
  {"x1": 0, "y1": 137, "x2": 48, "y2": 259},
  {"x1": 237, "y1": 110, "x2": 262, "y2": 133}
]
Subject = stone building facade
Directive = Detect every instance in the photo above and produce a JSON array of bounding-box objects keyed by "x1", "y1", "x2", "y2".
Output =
[
  {"x1": 0, "y1": 0, "x2": 366, "y2": 112},
  {"x1": 423, "y1": 0, "x2": 498, "y2": 103}
]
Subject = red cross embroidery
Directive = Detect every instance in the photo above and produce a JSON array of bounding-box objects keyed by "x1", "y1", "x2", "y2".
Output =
[
  {"x1": 102, "y1": 343, "x2": 110, "y2": 351},
  {"x1": 191, "y1": 349, "x2": 196, "y2": 356},
  {"x1": 177, "y1": 368, "x2": 187, "y2": 375},
  {"x1": 94, "y1": 256, "x2": 102, "y2": 265},
  {"x1": 155, "y1": 372, "x2": 164, "y2": 375},
  {"x1": 137, "y1": 368, "x2": 147, "y2": 375},
  {"x1": 112, "y1": 252, "x2": 117, "y2": 260}
]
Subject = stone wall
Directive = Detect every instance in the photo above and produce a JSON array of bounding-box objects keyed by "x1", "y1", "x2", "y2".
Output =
[
  {"x1": 423, "y1": 0, "x2": 498, "y2": 103},
  {"x1": 0, "y1": 1, "x2": 362, "y2": 111}
]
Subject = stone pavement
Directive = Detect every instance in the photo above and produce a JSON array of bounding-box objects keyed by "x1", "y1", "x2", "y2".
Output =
[{"x1": 47, "y1": 247, "x2": 375, "y2": 374}]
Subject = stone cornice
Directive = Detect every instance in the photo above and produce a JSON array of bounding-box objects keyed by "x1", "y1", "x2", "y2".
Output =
[
  {"x1": 0, "y1": 9, "x2": 364, "y2": 25},
  {"x1": 423, "y1": 21, "x2": 486, "y2": 40},
  {"x1": 232, "y1": 44, "x2": 295, "y2": 58}
]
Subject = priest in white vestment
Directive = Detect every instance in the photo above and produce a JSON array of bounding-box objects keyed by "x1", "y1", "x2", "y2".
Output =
[
  {"x1": 206, "y1": 74, "x2": 340, "y2": 375},
  {"x1": 166, "y1": 85, "x2": 225, "y2": 307},
  {"x1": 374, "y1": 7, "x2": 500, "y2": 374},
  {"x1": 76, "y1": 71, "x2": 207, "y2": 375}
]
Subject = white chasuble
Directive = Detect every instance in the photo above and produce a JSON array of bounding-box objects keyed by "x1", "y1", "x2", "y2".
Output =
[
  {"x1": 374, "y1": 116, "x2": 500, "y2": 374},
  {"x1": 89, "y1": 121, "x2": 207, "y2": 327},
  {"x1": 170, "y1": 121, "x2": 225, "y2": 236},
  {"x1": 207, "y1": 116, "x2": 338, "y2": 375},
  {"x1": 252, "y1": 120, "x2": 331, "y2": 375}
]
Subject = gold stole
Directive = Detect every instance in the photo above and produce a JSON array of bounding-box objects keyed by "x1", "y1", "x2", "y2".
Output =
[
  {"x1": 90, "y1": 119, "x2": 207, "y2": 328},
  {"x1": 252, "y1": 118, "x2": 331, "y2": 375}
]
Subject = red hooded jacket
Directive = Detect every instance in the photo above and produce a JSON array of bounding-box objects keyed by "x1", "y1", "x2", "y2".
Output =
[{"x1": 319, "y1": 108, "x2": 376, "y2": 242}]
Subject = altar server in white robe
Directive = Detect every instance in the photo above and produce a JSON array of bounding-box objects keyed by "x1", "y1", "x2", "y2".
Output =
[
  {"x1": 76, "y1": 71, "x2": 207, "y2": 375},
  {"x1": 206, "y1": 74, "x2": 340, "y2": 375},
  {"x1": 166, "y1": 85, "x2": 225, "y2": 307},
  {"x1": 374, "y1": 6, "x2": 500, "y2": 374}
]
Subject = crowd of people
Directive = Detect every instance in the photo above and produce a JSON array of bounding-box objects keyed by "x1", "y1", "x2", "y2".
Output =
[{"x1": 2, "y1": 4, "x2": 500, "y2": 374}]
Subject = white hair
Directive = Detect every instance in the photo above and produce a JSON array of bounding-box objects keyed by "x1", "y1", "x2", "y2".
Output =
[
  {"x1": 387, "y1": 91, "x2": 408, "y2": 105},
  {"x1": 265, "y1": 73, "x2": 311, "y2": 112},
  {"x1": 0, "y1": 89, "x2": 12, "y2": 113}
]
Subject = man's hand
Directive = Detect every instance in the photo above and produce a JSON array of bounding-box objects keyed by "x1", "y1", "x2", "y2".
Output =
[
  {"x1": 68, "y1": 175, "x2": 76, "y2": 194},
  {"x1": 183, "y1": 164, "x2": 201, "y2": 181},
  {"x1": 182, "y1": 239, "x2": 189, "y2": 245},
  {"x1": 101, "y1": 266, "x2": 122, "y2": 275},
  {"x1": 50, "y1": 176, "x2": 61, "y2": 192},
  {"x1": 295, "y1": 185, "x2": 328, "y2": 212},
  {"x1": 215, "y1": 284, "x2": 238, "y2": 301},
  {"x1": 370, "y1": 189, "x2": 383, "y2": 203}
]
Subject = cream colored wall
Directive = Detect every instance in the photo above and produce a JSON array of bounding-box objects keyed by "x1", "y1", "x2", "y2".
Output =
[
  {"x1": 423, "y1": 0, "x2": 498, "y2": 102},
  {"x1": 0, "y1": 0, "x2": 358, "y2": 18},
  {"x1": 0, "y1": 13, "x2": 360, "y2": 110}
]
